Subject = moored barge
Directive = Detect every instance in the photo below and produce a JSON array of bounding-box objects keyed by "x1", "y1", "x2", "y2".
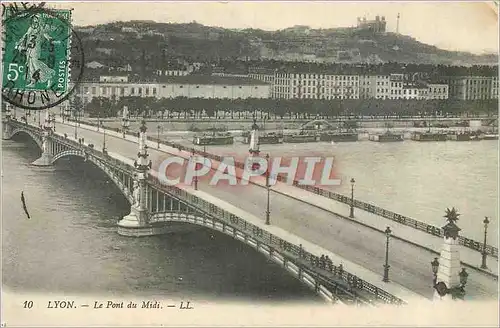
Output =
[
  {"x1": 193, "y1": 132, "x2": 234, "y2": 145},
  {"x1": 411, "y1": 131, "x2": 447, "y2": 142},
  {"x1": 369, "y1": 131, "x2": 404, "y2": 142},
  {"x1": 283, "y1": 132, "x2": 319, "y2": 143},
  {"x1": 481, "y1": 134, "x2": 499, "y2": 140},
  {"x1": 320, "y1": 131, "x2": 359, "y2": 142},
  {"x1": 242, "y1": 132, "x2": 284, "y2": 144},
  {"x1": 448, "y1": 131, "x2": 481, "y2": 141}
]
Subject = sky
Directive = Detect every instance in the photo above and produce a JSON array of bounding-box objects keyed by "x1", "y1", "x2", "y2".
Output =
[{"x1": 46, "y1": 1, "x2": 499, "y2": 55}]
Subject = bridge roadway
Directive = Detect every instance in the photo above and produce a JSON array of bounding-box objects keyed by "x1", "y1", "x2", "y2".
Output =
[{"x1": 41, "y1": 119, "x2": 498, "y2": 301}]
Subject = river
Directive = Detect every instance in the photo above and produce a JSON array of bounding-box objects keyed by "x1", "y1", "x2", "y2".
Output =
[{"x1": 2, "y1": 134, "x2": 319, "y2": 302}]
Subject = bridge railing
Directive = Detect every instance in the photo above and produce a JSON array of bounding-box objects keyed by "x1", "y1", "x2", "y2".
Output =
[
  {"x1": 147, "y1": 173, "x2": 405, "y2": 306},
  {"x1": 291, "y1": 182, "x2": 498, "y2": 259}
]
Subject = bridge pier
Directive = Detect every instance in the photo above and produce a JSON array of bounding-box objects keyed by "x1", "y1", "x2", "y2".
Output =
[
  {"x1": 118, "y1": 207, "x2": 173, "y2": 237},
  {"x1": 2, "y1": 117, "x2": 13, "y2": 140},
  {"x1": 31, "y1": 110, "x2": 55, "y2": 166},
  {"x1": 31, "y1": 131, "x2": 54, "y2": 166},
  {"x1": 117, "y1": 119, "x2": 172, "y2": 237}
]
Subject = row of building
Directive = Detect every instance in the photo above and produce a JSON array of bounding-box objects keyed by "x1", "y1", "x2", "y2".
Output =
[
  {"x1": 73, "y1": 74, "x2": 271, "y2": 105},
  {"x1": 72, "y1": 68, "x2": 498, "y2": 106},
  {"x1": 242, "y1": 68, "x2": 498, "y2": 101}
]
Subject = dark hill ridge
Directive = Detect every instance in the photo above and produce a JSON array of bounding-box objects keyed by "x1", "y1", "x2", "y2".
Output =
[{"x1": 74, "y1": 21, "x2": 498, "y2": 67}]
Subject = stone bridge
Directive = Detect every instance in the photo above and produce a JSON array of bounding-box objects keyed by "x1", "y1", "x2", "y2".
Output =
[{"x1": 2, "y1": 112, "x2": 408, "y2": 307}]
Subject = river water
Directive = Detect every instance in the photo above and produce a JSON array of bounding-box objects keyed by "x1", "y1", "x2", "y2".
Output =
[
  {"x1": 170, "y1": 135, "x2": 499, "y2": 247},
  {"x1": 2, "y1": 135, "x2": 319, "y2": 302}
]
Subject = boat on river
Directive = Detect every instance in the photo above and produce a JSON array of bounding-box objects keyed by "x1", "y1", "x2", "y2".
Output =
[
  {"x1": 242, "y1": 131, "x2": 284, "y2": 144},
  {"x1": 448, "y1": 131, "x2": 481, "y2": 141},
  {"x1": 319, "y1": 130, "x2": 359, "y2": 142},
  {"x1": 369, "y1": 131, "x2": 404, "y2": 142},
  {"x1": 193, "y1": 132, "x2": 234, "y2": 145},
  {"x1": 283, "y1": 131, "x2": 319, "y2": 143},
  {"x1": 481, "y1": 133, "x2": 499, "y2": 140},
  {"x1": 411, "y1": 131, "x2": 447, "y2": 142}
]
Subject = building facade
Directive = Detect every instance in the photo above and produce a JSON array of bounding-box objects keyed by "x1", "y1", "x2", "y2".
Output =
[
  {"x1": 157, "y1": 75, "x2": 270, "y2": 99},
  {"x1": 426, "y1": 83, "x2": 449, "y2": 100},
  {"x1": 446, "y1": 76, "x2": 497, "y2": 100},
  {"x1": 492, "y1": 76, "x2": 499, "y2": 99},
  {"x1": 272, "y1": 72, "x2": 360, "y2": 100}
]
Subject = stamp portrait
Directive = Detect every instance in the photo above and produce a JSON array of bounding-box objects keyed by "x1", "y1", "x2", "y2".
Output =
[{"x1": 2, "y1": 6, "x2": 84, "y2": 110}]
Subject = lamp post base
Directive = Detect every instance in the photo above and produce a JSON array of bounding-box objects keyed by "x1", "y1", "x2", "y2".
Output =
[
  {"x1": 265, "y1": 212, "x2": 270, "y2": 225},
  {"x1": 480, "y1": 253, "x2": 488, "y2": 269},
  {"x1": 382, "y1": 264, "x2": 390, "y2": 282},
  {"x1": 349, "y1": 206, "x2": 354, "y2": 218}
]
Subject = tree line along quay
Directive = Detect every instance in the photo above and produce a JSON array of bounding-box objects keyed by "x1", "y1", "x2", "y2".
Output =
[{"x1": 78, "y1": 96, "x2": 498, "y2": 119}]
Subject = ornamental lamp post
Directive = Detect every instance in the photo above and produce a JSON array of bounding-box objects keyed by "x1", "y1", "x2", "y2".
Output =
[
  {"x1": 265, "y1": 153, "x2": 271, "y2": 225},
  {"x1": 459, "y1": 268, "x2": 468, "y2": 287},
  {"x1": 157, "y1": 124, "x2": 161, "y2": 148},
  {"x1": 382, "y1": 226, "x2": 392, "y2": 282},
  {"x1": 74, "y1": 109, "x2": 78, "y2": 139},
  {"x1": 192, "y1": 149, "x2": 198, "y2": 191},
  {"x1": 481, "y1": 216, "x2": 490, "y2": 269},
  {"x1": 51, "y1": 113, "x2": 56, "y2": 131},
  {"x1": 433, "y1": 266, "x2": 469, "y2": 300},
  {"x1": 349, "y1": 178, "x2": 355, "y2": 218},
  {"x1": 101, "y1": 120, "x2": 107, "y2": 153}
]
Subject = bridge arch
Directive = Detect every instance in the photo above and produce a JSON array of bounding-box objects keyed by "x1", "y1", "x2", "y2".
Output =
[
  {"x1": 301, "y1": 119, "x2": 335, "y2": 130},
  {"x1": 9, "y1": 128, "x2": 43, "y2": 150},
  {"x1": 51, "y1": 150, "x2": 134, "y2": 205}
]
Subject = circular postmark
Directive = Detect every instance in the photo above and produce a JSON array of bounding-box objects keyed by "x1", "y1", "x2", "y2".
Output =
[{"x1": 2, "y1": 6, "x2": 85, "y2": 110}]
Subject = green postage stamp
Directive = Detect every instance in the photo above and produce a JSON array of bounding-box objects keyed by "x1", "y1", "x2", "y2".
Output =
[{"x1": 2, "y1": 8, "x2": 79, "y2": 109}]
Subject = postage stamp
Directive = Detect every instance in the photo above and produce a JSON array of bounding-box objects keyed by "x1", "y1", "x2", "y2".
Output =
[{"x1": 2, "y1": 7, "x2": 84, "y2": 110}]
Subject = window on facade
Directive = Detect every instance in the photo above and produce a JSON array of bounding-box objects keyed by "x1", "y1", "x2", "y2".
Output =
[
  {"x1": 131, "y1": 87, "x2": 135, "y2": 95},
  {"x1": 139, "y1": 88, "x2": 142, "y2": 95},
  {"x1": 101, "y1": 87, "x2": 106, "y2": 95},
  {"x1": 145, "y1": 88, "x2": 149, "y2": 95},
  {"x1": 92, "y1": 87, "x2": 96, "y2": 95},
  {"x1": 84, "y1": 87, "x2": 89, "y2": 94}
]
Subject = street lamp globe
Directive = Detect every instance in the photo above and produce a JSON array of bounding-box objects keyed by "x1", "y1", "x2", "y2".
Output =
[
  {"x1": 459, "y1": 268, "x2": 468, "y2": 286},
  {"x1": 350, "y1": 178, "x2": 355, "y2": 186},
  {"x1": 384, "y1": 226, "x2": 391, "y2": 236},
  {"x1": 431, "y1": 257, "x2": 439, "y2": 275},
  {"x1": 483, "y1": 216, "x2": 490, "y2": 227}
]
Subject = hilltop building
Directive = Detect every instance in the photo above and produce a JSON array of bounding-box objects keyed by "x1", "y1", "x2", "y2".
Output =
[{"x1": 357, "y1": 15, "x2": 386, "y2": 33}]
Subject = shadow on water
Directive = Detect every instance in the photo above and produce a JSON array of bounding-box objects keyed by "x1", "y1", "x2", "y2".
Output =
[{"x1": 2, "y1": 135, "x2": 320, "y2": 303}]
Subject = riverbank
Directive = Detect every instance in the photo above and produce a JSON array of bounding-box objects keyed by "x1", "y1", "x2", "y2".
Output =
[{"x1": 81, "y1": 116, "x2": 498, "y2": 133}]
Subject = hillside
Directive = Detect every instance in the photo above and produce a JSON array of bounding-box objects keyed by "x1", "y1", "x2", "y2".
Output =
[{"x1": 74, "y1": 21, "x2": 498, "y2": 69}]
